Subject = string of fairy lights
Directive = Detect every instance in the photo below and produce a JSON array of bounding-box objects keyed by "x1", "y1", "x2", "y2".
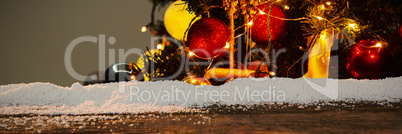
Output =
[
  {"x1": 138, "y1": 0, "x2": 362, "y2": 78},
  {"x1": 132, "y1": 0, "x2": 394, "y2": 83},
  {"x1": 140, "y1": 0, "x2": 364, "y2": 52}
]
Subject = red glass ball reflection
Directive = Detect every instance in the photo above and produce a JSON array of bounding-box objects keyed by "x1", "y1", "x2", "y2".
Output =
[
  {"x1": 251, "y1": 3, "x2": 286, "y2": 46},
  {"x1": 347, "y1": 39, "x2": 394, "y2": 79},
  {"x1": 187, "y1": 18, "x2": 229, "y2": 59}
]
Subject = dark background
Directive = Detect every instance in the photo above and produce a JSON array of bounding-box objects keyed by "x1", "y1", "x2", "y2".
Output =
[{"x1": 0, "y1": 0, "x2": 166, "y2": 86}]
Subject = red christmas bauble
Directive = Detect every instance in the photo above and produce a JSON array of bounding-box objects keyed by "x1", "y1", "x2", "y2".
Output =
[
  {"x1": 247, "y1": 61, "x2": 270, "y2": 78},
  {"x1": 187, "y1": 18, "x2": 229, "y2": 59},
  {"x1": 251, "y1": 3, "x2": 286, "y2": 45},
  {"x1": 347, "y1": 39, "x2": 394, "y2": 79}
]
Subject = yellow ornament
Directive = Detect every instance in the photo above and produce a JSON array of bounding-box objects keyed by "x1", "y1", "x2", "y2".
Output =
[
  {"x1": 164, "y1": 1, "x2": 200, "y2": 41},
  {"x1": 136, "y1": 49, "x2": 161, "y2": 81}
]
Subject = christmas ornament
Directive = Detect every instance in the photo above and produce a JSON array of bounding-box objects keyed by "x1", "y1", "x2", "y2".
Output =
[
  {"x1": 251, "y1": 3, "x2": 286, "y2": 45},
  {"x1": 247, "y1": 61, "x2": 270, "y2": 78},
  {"x1": 204, "y1": 68, "x2": 255, "y2": 85},
  {"x1": 104, "y1": 63, "x2": 136, "y2": 83},
  {"x1": 184, "y1": 76, "x2": 211, "y2": 86},
  {"x1": 164, "y1": 1, "x2": 200, "y2": 41},
  {"x1": 187, "y1": 18, "x2": 229, "y2": 59},
  {"x1": 204, "y1": 61, "x2": 247, "y2": 85},
  {"x1": 303, "y1": 28, "x2": 335, "y2": 78},
  {"x1": 136, "y1": 49, "x2": 161, "y2": 81},
  {"x1": 204, "y1": 68, "x2": 254, "y2": 79},
  {"x1": 212, "y1": 61, "x2": 246, "y2": 69},
  {"x1": 347, "y1": 39, "x2": 394, "y2": 79},
  {"x1": 136, "y1": 49, "x2": 161, "y2": 69}
]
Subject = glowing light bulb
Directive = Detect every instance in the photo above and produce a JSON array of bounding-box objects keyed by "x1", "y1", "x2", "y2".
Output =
[
  {"x1": 284, "y1": 5, "x2": 289, "y2": 10},
  {"x1": 247, "y1": 21, "x2": 253, "y2": 26},
  {"x1": 259, "y1": 10, "x2": 266, "y2": 15},
  {"x1": 130, "y1": 75, "x2": 136, "y2": 80},
  {"x1": 224, "y1": 42, "x2": 230, "y2": 49},
  {"x1": 141, "y1": 26, "x2": 147, "y2": 32},
  {"x1": 349, "y1": 23, "x2": 356, "y2": 29},
  {"x1": 269, "y1": 71, "x2": 276, "y2": 76},
  {"x1": 319, "y1": 4, "x2": 325, "y2": 10},
  {"x1": 157, "y1": 44, "x2": 163, "y2": 50},
  {"x1": 189, "y1": 52, "x2": 195, "y2": 56},
  {"x1": 374, "y1": 43, "x2": 382, "y2": 48}
]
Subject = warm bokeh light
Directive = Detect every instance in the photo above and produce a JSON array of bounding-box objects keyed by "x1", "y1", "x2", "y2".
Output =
[
  {"x1": 259, "y1": 10, "x2": 266, "y2": 15},
  {"x1": 189, "y1": 52, "x2": 195, "y2": 56},
  {"x1": 316, "y1": 16, "x2": 323, "y2": 20},
  {"x1": 374, "y1": 43, "x2": 382, "y2": 48},
  {"x1": 284, "y1": 5, "x2": 289, "y2": 10},
  {"x1": 184, "y1": 77, "x2": 212, "y2": 86},
  {"x1": 346, "y1": 22, "x2": 361, "y2": 32},
  {"x1": 247, "y1": 21, "x2": 253, "y2": 26},
  {"x1": 299, "y1": 46, "x2": 304, "y2": 50},
  {"x1": 326, "y1": 2, "x2": 331, "y2": 5},
  {"x1": 319, "y1": 4, "x2": 325, "y2": 10},
  {"x1": 348, "y1": 23, "x2": 357, "y2": 30},
  {"x1": 130, "y1": 75, "x2": 136, "y2": 80},
  {"x1": 157, "y1": 44, "x2": 163, "y2": 50},
  {"x1": 269, "y1": 71, "x2": 276, "y2": 76},
  {"x1": 224, "y1": 42, "x2": 230, "y2": 49},
  {"x1": 141, "y1": 26, "x2": 147, "y2": 32}
]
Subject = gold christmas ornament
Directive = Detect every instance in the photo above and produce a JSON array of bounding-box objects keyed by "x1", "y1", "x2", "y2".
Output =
[
  {"x1": 136, "y1": 49, "x2": 161, "y2": 81},
  {"x1": 184, "y1": 76, "x2": 211, "y2": 86},
  {"x1": 164, "y1": 1, "x2": 200, "y2": 41},
  {"x1": 204, "y1": 68, "x2": 255, "y2": 79}
]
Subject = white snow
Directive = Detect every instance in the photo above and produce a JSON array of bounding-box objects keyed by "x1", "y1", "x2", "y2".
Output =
[{"x1": 0, "y1": 77, "x2": 401, "y2": 115}]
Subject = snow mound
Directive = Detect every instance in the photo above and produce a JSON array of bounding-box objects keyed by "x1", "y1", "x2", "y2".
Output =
[{"x1": 1, "y1": 77, "x2": 401, "y2": 115}]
